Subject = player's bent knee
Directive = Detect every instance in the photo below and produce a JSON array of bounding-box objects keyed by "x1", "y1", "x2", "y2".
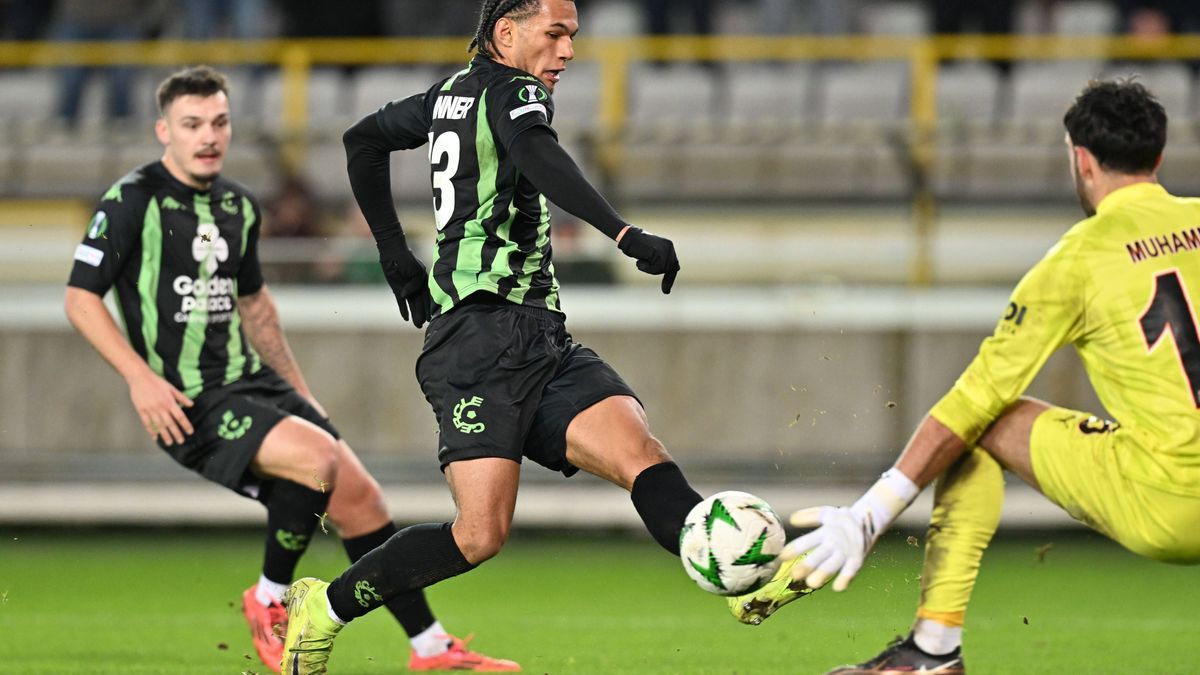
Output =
[
  {"x1": 327, "y1": 474, "x2": 389, "y2": 531},
  {"x1": 641, "y1": 436, "x2": 671, "y2": 463},
  {"x1": 257, "y1": 420, "x2": 343, "y2": 490},
  {"x1": 453, "y1": 522, "x2": 510, "y2": 564},
  {"x1": 304, "y1": 436, "x2": 342, "y2": 490},
  {"x1": 621, "y1": 437, "x2": 671, "y2": 482}
]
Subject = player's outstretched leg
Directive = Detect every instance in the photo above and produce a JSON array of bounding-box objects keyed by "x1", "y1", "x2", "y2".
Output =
[
  {"x1": 823, "y1": 634, "x2": 965, "y2": 675},
  {"x1": 280, "y1": 577, "x2": 343, "y2": 675},
  {"x1": 565, "y1": 396, "x2": 703, "y2": 556},
  {"x1": 726, "y1": 556, "x2": 816, "y2": 625}
]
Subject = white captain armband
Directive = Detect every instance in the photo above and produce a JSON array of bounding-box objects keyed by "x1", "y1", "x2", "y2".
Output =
[
  {"x1": 510, "y1": 103, "x2": 548, "y2": 120},
  {"x1": 74, "y1": 244, "x2": 105, "y2": 267}
]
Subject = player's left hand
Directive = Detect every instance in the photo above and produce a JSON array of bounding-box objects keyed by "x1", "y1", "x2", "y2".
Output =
[
  {"x1": 377, "y1": 235, "x2": 432, "y2": 328},
  {"x1": 780, "y1": 506, "x2": 871, "y2": 592},
  {"x1": 617, "y1": 226, "x2": 680, "y2": 294}
]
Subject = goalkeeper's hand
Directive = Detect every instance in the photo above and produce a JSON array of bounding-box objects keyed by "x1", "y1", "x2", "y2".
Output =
[
  {"x1": 617, "y1": 226, "x2": 680, "y2": 294},
  {"x1": 780, "y1": 506, "x2": 873, "y2": 593},
  {"x1": 782, "y1": 468, "x2": 921, "y2": 592},
  {"x1": 377, "y1": 234, "x2": 432, "y2": 328}
]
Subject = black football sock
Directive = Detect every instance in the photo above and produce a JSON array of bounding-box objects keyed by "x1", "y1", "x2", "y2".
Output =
[
  {"x1": 631, "y1": 461, "x2": 703, "y2": 556},
  {"x1": 342, "y1": 522, "x2": 437, "y2": 636},
  {"x1": 327, "y1": 522, "x2": 475, "y2": 623},
  {"x1": 262, "y1": 479, "x2": 332, "y2": 585}
]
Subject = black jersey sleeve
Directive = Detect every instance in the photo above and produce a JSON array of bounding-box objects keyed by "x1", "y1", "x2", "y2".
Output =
[
  {"x1": 344, "y1": 89, "x2": 434, "y2": 245},
  {"x1": 237, "y1": 195, "x2": 265, "y2": 296},
  {"x1": 486, "y1": 75, "x2": 555, "y2": 152},
  {"x1": 374, "y1": 88, "x2": 435, "y2": 149},
  {"x1": 509, "y1": 127, "x2": 627, "y2": 240},
  {"x1": 67, "y1": 183, "x2": 151, "y2": 295}
]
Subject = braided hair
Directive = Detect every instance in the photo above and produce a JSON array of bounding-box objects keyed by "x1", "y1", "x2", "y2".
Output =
[{"x1": 469, "y1": 0, "x2": 543, "y2": 56}]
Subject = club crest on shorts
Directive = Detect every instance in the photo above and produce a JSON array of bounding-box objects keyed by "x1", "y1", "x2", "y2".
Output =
[
  {"x1": 452, "y1": 396, "x2": 486, "y2": 434},
  {"x1": 218, "y1": 410, "x2": 253, "y2": 440},
  {"x1": 1078, "y1": 415, "x2": 1119, "y2": 435}
]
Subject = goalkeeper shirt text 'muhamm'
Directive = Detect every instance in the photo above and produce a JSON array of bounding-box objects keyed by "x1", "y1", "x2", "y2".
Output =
[{"x1": 931, "y1": 182, "x2": 1200, "y2": 496}]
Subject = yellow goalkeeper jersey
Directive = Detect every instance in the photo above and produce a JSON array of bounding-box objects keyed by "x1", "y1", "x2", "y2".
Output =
[{"x1": 932, "y1": 182, "x2": 1200, "y2": 496}]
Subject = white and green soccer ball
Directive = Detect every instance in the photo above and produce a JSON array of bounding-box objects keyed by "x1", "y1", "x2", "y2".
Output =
[{"x1": 679, "y1": 491, "x2": 785, "y2": 596}]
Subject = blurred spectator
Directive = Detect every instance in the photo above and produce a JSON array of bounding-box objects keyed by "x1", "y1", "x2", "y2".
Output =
[
  {"x1": 265, "y1": 175, "x2": 323, "y2": 239},
  {"x1": 1, "y1": 0, "x2": 55, "y2": 40},
  {"x1": 760, "y1": 0, "x2": 859, "y2": 35},
  {"x1": 182, "y1": 0, "x2": 270, "y2": 39},
  {"x1": 180, "y1": 0, "x2": 272, "y2": 115},
  {"x1": 280, "y1": 0, "x2": 386, "y2": 37},
  {"x1": 278, "y1": 0, "x2": 387, "y2": 85},
  {"x1": 932, "y1": 0, "x2": 1016, "y2": 74},
  {"x1": 262, "y1": 175, "x2": 327, "y2": 283},
  {"x1": 313, "y1": 203, "x2": 387, "y2": 285},
  {"x1": 384, "y1": 0, "x2": 477, "y2": 36},
  {"x1": 547, "y1": 210, "x2": 617, "y2": 286},
  {"x1": 1118, "y1": 1, "x2": 1200, "y2": 35},
  {"x1": 932, "y1": 0, "x2": 1016, "y2": 35},
  {"x1": 643, "y1": 0, "x2": 714, "y2": 35},
  {"x1": 51, "y1": 0, "x2": 162, "y2": 126}
]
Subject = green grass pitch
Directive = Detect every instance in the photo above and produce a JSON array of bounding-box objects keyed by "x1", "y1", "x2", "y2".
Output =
[{"x1": 0, "y1": 527, "x2": 1197, "y2": 674}]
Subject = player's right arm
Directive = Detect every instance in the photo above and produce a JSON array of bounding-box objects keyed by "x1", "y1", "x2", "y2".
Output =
[
  {"x1": 507, "y1": 128, "x2": 680, "y2": 293},
  {"x1": 484, "y1": 76, "x2": 680, "y2": 293},
  {"x1": 926, "y1": 236, "x2": 1087, "y2": 446},
  {"x1": 64, "y1": 289, "x2": 194, "y2": 444},
  {"x1": 65, "y1": 188, "x2": 193, "y2": 445},
  {"x1": 343, "y1": 91, "x2": 436, "y2": 327}
]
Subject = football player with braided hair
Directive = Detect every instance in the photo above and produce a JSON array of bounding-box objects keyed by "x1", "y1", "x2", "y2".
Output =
[{"x1": 277, "y1": 1, "x2": 710, "y2": 672}]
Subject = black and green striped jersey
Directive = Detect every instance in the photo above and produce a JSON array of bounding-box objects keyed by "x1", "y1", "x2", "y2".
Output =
[
  {"x1": 68, "y1": 161, "x2": 265, "y2": 398},
  {"x1": 375, "y1": 54, "x2": 561, "y2": 317}
]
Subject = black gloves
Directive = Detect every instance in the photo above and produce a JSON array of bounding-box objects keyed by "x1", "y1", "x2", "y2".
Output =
[
  {"x1": 617, "y1": 226, "x2": 680, "y2": 294},
  {"x1": 377, "y1": 234, "x2": 432, "y2": 328}
]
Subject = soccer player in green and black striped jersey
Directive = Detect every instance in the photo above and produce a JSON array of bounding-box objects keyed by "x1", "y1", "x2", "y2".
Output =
[
  {"x1": 64, "y1": 65, "x2": 518, "y2": 673},
  {"x1": 278, "y1": 3, "x2": 708, "y2": 672}
]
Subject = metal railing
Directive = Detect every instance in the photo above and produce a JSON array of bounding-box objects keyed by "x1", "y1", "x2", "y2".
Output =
[{"x1": 5, "y1": 34, "x2": 1200, "y2": 282}]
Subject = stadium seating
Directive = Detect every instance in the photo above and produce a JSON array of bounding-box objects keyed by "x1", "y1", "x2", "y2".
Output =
[
  {"x1": 0, "y1": 70, "x2": 59, "y2": 120},
  {"x1": 859, "y1": 1, "x2": 930, "y2": 36},
  {"x1": 3, "y1": 1, "x2": 1200, "y2": 204},
  {"x1": 1051, "y1": 0, "x2": 1119, "y2": 35}
]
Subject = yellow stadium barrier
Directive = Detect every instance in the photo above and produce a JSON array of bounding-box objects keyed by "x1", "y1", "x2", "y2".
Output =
[{"x1": 6, "y1": 34, "x2": 1200, "y2": 282}]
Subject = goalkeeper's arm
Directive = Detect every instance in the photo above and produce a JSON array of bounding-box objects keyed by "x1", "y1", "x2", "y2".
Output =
[{"x1": 783, "y1": 415, "x2": 969, "y2": 591}]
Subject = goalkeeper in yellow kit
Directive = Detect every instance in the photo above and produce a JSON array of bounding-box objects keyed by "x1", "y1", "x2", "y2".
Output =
[{"x1": 742, "y1": 79, "x2": 1200, "y2": 673}]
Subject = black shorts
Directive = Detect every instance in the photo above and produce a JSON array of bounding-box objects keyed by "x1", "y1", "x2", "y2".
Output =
[
  {"x1": 157, "y1": 367, "x2": 340, "y2": 501},
  {"x1": 416, "y1": 297, "x2": 638, "y2": 476}
]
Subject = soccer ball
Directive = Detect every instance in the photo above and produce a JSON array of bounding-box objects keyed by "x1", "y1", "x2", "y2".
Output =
[{"x1": 679, "y1": 491, "x2": 785, "y2": 596}]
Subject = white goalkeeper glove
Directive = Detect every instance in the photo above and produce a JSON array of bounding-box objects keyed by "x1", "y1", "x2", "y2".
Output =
[{"x1": 781, "y1": 468, "x2": 920, "y2": 592}]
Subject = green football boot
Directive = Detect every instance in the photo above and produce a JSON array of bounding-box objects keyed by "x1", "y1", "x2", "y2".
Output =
[
  {"x1": 728, "y1": 557, "x2": 816, "y2": 625},
  {"x1": 280, "y1": 577, "x2": 342, "y2": 674}
]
